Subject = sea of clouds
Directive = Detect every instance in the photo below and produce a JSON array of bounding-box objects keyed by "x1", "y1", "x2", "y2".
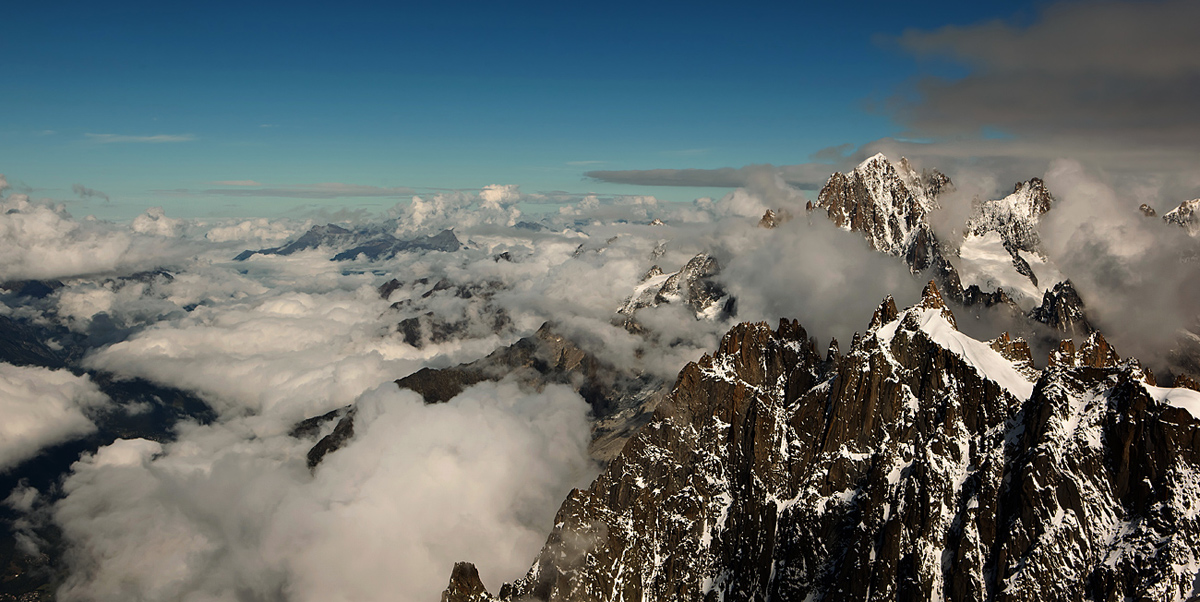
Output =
[{"x1": 1, "y1": 161, "x2": 1197, "y2": 600}]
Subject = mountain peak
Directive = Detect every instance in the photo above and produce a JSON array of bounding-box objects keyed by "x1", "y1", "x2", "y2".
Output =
[
  {"x1": 916, "y1": 279, "x2": 958, "y2": 329},
  {"x1": 855, "y1": 152, "x2": 890, "y2": 172},
  {"x1": 1164, "y1": 198, "x2": 1200, "y2": 236}
]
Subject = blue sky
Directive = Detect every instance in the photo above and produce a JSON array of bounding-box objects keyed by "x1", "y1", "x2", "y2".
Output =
[{"x1": 2, "y1": 0, "x2": 1046, "y2": 219}]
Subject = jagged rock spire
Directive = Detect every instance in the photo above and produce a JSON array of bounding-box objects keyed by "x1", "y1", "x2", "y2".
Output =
[
  {"x1": 441, "y1": 562, "x2": 490, "y2": 602},
  {"x1": 917, "y1": 279, "x2": 958, "y2": 329}
]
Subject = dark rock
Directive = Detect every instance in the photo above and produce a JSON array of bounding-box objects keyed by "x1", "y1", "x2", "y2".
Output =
[
  {"x1": 289, "y1": 406, "x2": 351, "y2": 439},
  {"x1": 234, "y1": 224, "x2": 355, "y2": 260},
  {"x1": 758, "y1": 209, "x2": 792, "y2": 229},
  {"x1": 332, "y1": 229, "x2": 462, "y2": 261},
  {"x1": 515, "y1": 221, "x2": 547, "y2": 232},
  {"x1": 307, "y1": 323, "x2": 669, "y2": 469},
  {"x1": 442, "y1": 562, "x2": 491, "y2": 602},
  {"x1": 1028, "y1": 280, "x2": 1095, "y2": 337},
  {"x1": 452, "y1": 288, "x2": 1200, "y2": 601},
  {"x1": 1, "y1": 280, "x2": 64, "y2": 299},
  {"x1": 306, "y1": 407, "x2": 356, "y2": 470},
  {"x1": 378, "y1": 278, "x2": 403, "y2": 300}
]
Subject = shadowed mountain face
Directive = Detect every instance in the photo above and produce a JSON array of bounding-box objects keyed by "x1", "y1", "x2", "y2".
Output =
[
  {"x1": 234, "y1": 224, "x2": 461, "y2": 261},
  {"x1": 304, "y1": 323, "x2": 669, "y2": 469},
  {"x1": 443, "y1": 282, "x2": 1200, "y2": 602}
]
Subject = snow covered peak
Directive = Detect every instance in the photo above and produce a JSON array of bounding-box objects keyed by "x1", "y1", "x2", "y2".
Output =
[
  {"x1": 870, "y1": 286, "x2": 1037, "y2": 401},
  {"x1": 1164, "y1": 199, "x2": 1200, "y2": 236},
  {"x1": 854, "y1": 152, "x2": 890, "y2": 172},
  {"x1": 965, "y1": 178, "x2": 1054, "y2": 252},
  {"x1": 814, "y1": 154, "x2": 952, "y2": 261}
]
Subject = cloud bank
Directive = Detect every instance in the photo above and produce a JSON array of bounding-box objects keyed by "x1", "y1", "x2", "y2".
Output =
[{"x1": 0, "y1": 363, "x2": 110, "y2": 471}]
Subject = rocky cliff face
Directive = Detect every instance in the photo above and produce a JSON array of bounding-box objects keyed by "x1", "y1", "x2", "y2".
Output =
[
  {"x1": 304, "y1": 322, "x2": 668, "y2": 467},
  {"x1": 618, "y1": 253, "x2": 734, "y2": 332},
  {"x1": 966, "y1": 178, "x2": 1054, "y2": 255},
  {"x1": 1164, "y1": 199, "x2": 1200, "y2": 237},
  {"x1": 813, "y1": 154, "x2": 951, "y2": 272},
  {"x1": 1028, "y1": 280, "x2": 1095, "y2": 338},
  {"x1": 444, "y1": 282, "x2": 1200, "y2": 602}
]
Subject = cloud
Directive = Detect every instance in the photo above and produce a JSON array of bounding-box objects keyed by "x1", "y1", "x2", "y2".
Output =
[
  {"x1": 0, "y1": 192, "x2": 194, "y2": 281},
  {"x1": 1037, "y1": 160, "x2": 1200, "y2": 371},
  {"x1": 0, "y1": 363, "x2": 111, "y2": 471},
  {"x1": 199, "y1": 182, "x2": 415, "y2": 199},
  {"x1": 393, "y1": 187, "x2": 522, "y2": 234},
  {"x1": 893, "y1": 0, "x2": 1200, "y2": 143},
  {"x1": 880, "y1": 0, "x2": 1200, "y2": 198},
  {"x1": 585, "y1": 162, "x2": 846, "y2": 191},
  {"x1": 71, "y1": 184, "x2": 110, "y2": 203},
  {"x1": 131, "y1": 207, "x2": 183, "y2": 237},
  {"x1": 203, "y1": 217, "x2": 310, "y2": 244},
  {"x1": 211, "y1": 180, "x2": 264, "y2": 187},
  {"x1": 84, "y1": 133, "x2": 195, "y2": 143},
  {"x1": 49, "y1": 380, "x2": 593, "y2": 602}
]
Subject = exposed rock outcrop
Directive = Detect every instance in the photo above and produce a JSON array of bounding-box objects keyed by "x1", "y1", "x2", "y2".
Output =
[{"x1": 446, "y1": 282, "x2": 1200, "y2": 601}]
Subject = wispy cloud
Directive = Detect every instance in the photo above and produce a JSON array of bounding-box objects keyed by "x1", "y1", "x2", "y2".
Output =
[
  {"x1": 211, "y1": 180, "x2": 264, "y2": 187},
  {"x1": 195, "y1": 182, "x2": 415, "y2": 199},
  {"x1": 566, "y1": 160, "x2": 605, "y2": 166},
  {"x1": 72, "y1": 183, "x2": 110, "y2": 203},
  {"x1": 85, "y1": 133, "x2": 196, "y2": 144}
]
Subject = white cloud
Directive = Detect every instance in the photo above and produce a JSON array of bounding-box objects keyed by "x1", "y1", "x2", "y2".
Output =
[
  {"x1": 51, "y1": 381, "x2": 593, "y2": 602},
  {"x1": 203, "y1": 217, "x2": 310, "y2": 244},
  {"x1": 0, "y1": 193, "x2": 197, "y2": 281},
  {"x1": 131, "y1": 207, "x2": 183, "y2": 237},
  {"x1": 0, "y1": 363, "x2": 111, "y2": 471}
]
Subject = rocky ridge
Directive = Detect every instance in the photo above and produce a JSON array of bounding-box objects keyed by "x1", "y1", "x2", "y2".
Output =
[
  {"x1": 965, "y1": 178, "x2": 1054, "y2": 255},
  {"x1": 303, "y1": 322, "x2": 668, "y2": 467},
  {"x1": 443, "y1": 281, "x2": 1200, "y2": 602},
  {"x1": 812, "y1": 153, "x2": 950, "y2": 272},
  {"x1": 617, "y1": 253, "x2": 734, "y2": 332},
  {"x1": 233, "y1": 224, "x2": 461, "y2": 261},
  {"x1": 1164, "y1": 199, "x2": 1200, "y2": 237}
]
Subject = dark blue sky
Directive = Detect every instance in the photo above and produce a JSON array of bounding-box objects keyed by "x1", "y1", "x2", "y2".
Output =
[{"x1": 2, "y1": 0, "x2": 1045, "y2": 217}]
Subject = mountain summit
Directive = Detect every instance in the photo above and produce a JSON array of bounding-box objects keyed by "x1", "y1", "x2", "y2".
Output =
[{"x1": 444, "y1": 283, "x2": 1200, "y2": 602}]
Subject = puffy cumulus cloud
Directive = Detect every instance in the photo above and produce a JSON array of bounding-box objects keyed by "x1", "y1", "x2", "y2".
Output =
[
  {"x1": 0, "y1": 192, "x2": 200, "y2": 281},
  {"x1": 273, "y1": 382, "x2": 593, "y2": 601},
  {"x1": 203, "y1": 217, "x2": 312, "y2": 244},
  {"x1": 84, "y1": 285, "x2": 415, "y2": 420},
  {"x1": 53, "y1": 431, "x2": 301, "y2": 602},
  {"x1": 131, "y1": 207, "x2": 184, "y2": 237},
  {"x1": 478, "y1": 183, "x2": 521, "y2": 206},
  {"x1": 0, "y1": 363, "x2": 111, "y2": 470},
  {"x1": 394, "y1": 186, "x2": 522, "y2": 235},
  {"x1": 1038, "y1": 160, "x2": 1200, "y2": 369},
  {"x1": 82, "y1": 255, "x2": 512, "y2": 421},
  {"x1": 51, "y1": 381, "x2": 593, "y2": 602}
]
